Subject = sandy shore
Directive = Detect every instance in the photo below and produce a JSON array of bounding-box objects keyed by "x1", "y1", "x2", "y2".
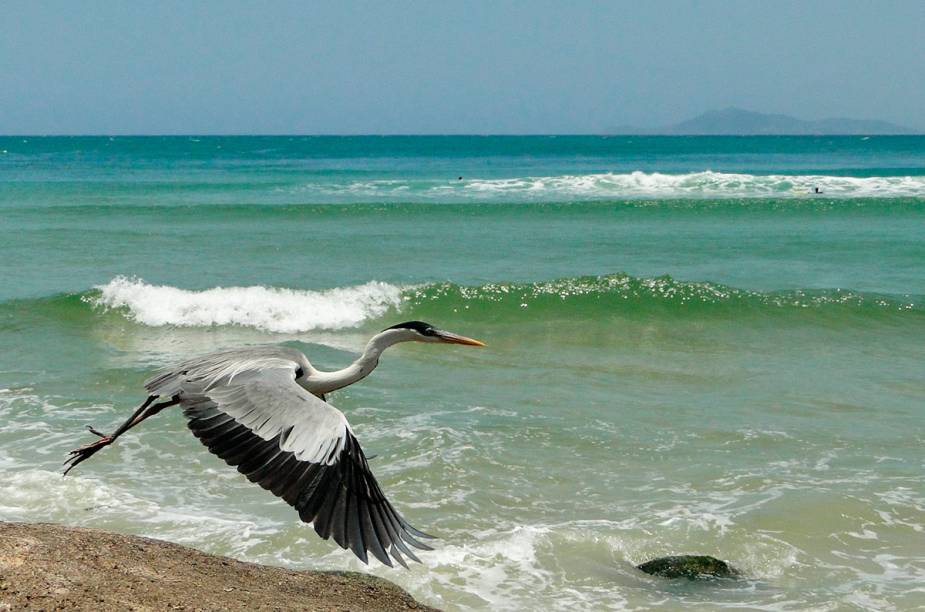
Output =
[{"x1": 0, "y1": 522, "x2": 437, "y2": 611}]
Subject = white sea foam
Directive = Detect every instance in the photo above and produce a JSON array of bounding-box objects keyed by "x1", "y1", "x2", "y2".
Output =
[
  {"x1": 288, "y1": 171, "x2": 925, "y2": 201},
  {"x1": 461, "y1": 171, "x2": 925, "y2": 199},
  {"x1": 87, "y1": 276, "x2": 404, "y2": 333}
]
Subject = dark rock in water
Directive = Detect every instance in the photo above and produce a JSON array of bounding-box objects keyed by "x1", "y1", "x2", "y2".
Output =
[{"x1": 636, "y1": 555, "x2": 739, "y2": 580}]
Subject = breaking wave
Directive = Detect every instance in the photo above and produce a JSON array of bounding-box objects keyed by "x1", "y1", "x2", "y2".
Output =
[
  {"x1": 284, "y1": 171, "x2": 925, "y2": 202},
  {"x1": 85, "y1": 276, "x2": 405, "y2": 333},
  {"x1": 460, "y1": 171, "x2": 925, "y2": 199},
  {"x1": 0, "y1": 275, "x2": 902, "y2": 334}
]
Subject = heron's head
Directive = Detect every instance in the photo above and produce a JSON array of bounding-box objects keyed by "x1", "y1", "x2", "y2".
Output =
[
  {"x1": 383, "y1": 321, "x2": 485, "y2": 347},
  {"x1": 304, "y1": 321, "x2": 484, "y2": 395}
]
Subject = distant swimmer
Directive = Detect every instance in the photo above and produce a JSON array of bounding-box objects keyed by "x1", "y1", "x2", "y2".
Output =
[
  {"x1": 458, "y1": 176, "x2": 463, "y2": 181},
  {"x1": 813, "y1": 187, "x2": 823, "y2": 194}
]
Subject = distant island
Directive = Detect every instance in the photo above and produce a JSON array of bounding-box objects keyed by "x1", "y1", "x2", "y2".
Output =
[{"x1": 611, "y1": 107, "x2": 918, "y2": 135}]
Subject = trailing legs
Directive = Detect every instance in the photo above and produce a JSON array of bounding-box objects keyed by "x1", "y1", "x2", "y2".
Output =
[{"x1": 63, "y1": 394, "x2": 180, "y2": 475}]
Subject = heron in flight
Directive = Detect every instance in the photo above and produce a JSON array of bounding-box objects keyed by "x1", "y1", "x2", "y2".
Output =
[{"x1": 63, "y1": 321, "x2": 485, "y2": 567}]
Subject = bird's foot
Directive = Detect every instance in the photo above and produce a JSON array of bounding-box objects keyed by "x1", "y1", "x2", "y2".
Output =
[{"x1": 63, "y1": 427, "x2": 114, "y2": 475}]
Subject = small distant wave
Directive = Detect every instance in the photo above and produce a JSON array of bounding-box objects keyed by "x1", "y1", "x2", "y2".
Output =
[
  {"x1": 463, "y1": 171, "x2": 925, "y2": 199},
  {"x1": 86, "y1": 276, "x2": 404, "y2": 333},
  {"x1": 285, "y1": 171, "x2": 925, "y2": 201}
]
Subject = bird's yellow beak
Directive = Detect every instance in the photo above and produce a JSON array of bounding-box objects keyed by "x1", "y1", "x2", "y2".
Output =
[{"x1": 434, "y1": 330, "x2": 486, "y2": 347}]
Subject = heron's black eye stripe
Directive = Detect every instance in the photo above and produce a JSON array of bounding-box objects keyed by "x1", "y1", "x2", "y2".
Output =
[{"x1": 384, "y1": 320, "x2": 435, "y2": 335}]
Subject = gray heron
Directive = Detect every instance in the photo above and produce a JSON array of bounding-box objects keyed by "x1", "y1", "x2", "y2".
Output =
[{"x1": 63, "y1": 321, "x2": 485, "y2": 567}]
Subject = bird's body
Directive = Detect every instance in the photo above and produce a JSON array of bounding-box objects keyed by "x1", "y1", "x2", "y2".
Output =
[{"x1": 64, "y1": 322, "x2": 484, "y2": 567}]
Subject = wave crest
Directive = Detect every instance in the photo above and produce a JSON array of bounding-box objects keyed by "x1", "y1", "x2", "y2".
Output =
[
  {"x1": 86, "y1": 276, "x2": 404, "y2": 333},
  {"x1": 284, "y1": 171, "x2": 925, "y2": 201},
  {"x1": 61, "y1": 274, "x2": 925, "y2": 333},
  {"x1": 461, "y1": 171, "x2": 925, "y2": 199},
  {"x1": 403, "y1": 274, "x2": 923, "y2": 321}
]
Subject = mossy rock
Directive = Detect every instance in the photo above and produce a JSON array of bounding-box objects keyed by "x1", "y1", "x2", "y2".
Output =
[{"x1": 636, "y1": 555, "x2": 739, "y2": 580}]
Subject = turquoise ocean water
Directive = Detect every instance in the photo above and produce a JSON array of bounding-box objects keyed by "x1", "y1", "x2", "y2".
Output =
[{"x1": 1, "y1": 136, "x2": 923, "y2": 610}]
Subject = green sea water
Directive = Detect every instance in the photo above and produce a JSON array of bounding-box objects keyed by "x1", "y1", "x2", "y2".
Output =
[{"x1": 1, "y1": 136, "x2": 924, "y2": 610}]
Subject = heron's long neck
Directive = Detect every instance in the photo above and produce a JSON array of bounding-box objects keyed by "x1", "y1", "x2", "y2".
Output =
[{"x1": 307, "y1": 331, "x2": 404, "y2": 394}]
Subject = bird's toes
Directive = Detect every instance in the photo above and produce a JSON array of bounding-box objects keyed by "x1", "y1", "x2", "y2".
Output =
[
  {"x1": 63, "y1": 441, "x2": 108, "y2": 475},
  {"x1": 63, "y1": 452, "x2": 84, "y2": 471},
  {"x1": 65, "y1": 436, "x2": 113, "y2": 468},
  {"x1": 86, "y1": 425, "x2": 108, "y2": 438}
]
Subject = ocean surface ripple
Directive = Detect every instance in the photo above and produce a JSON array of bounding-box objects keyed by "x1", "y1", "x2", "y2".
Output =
[{"x1": 2, "y1": 136, "x2": 924, "y2": 610}]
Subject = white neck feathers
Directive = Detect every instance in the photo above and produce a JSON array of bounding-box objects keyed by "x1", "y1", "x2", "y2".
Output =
[{"x1": 304, "y1": 329, "x2": 410, "y2": 395}]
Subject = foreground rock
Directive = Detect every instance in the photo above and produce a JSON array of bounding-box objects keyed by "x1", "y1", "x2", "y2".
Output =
[
  {"x1": 636, "y1": 555, "x2": 739, "y2": 580},
  {"x1": 0, "y1": 522, "x2": 437, "y2": 611}
]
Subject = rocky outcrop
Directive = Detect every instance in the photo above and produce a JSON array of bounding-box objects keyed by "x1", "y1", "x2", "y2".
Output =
[
  {"x1": 0, "y1": 521, "x2": 437, "y2": 611},
  {"x1": 636, "y1": 555, "x2": 739, "y2": 580}
]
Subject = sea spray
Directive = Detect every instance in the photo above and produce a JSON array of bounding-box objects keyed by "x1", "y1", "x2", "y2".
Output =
[
  {"x1": 456, "y1": 171, "x2": 925, "y2": 200},
  {"x1": 85, "y1": 276, "x2": 405, "y2": 333}
]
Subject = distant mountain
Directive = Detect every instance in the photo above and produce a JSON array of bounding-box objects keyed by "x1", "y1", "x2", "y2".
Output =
[{"x1": 612, "y1": 108, "x2": 917, "y2": 135}]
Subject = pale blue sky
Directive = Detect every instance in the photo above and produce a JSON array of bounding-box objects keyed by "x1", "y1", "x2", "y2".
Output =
[{"x1": 2, "y1": 1, "x2": 923, "y2": 134}]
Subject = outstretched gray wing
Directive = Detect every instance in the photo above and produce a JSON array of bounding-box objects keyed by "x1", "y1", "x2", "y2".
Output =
[{"x1": 144, "y1": 350, "x2": 431, "y2": 567}]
